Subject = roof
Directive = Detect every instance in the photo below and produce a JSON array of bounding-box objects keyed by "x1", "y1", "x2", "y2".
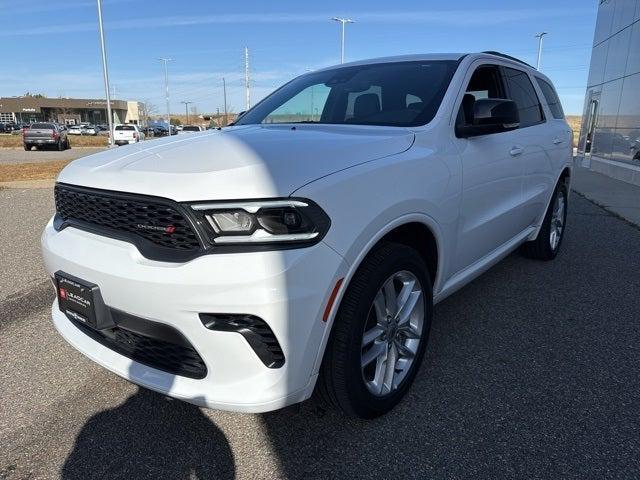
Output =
[{"x1": 314, "y1": 51, "x2": 535, "y2": 72}]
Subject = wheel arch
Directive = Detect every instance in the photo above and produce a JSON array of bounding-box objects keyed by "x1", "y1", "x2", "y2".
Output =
[
  {"x1": 528, "y1": 166, "x2": 572, "y2": 241},
  {"x1": 311, "y1": 214, "x2": 443, "y2": 376}
]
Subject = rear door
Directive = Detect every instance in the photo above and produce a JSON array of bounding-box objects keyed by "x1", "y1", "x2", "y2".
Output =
[
  {"x1": 535, "y1": 75, "x2": 573, "y2": 171},
  {"x1": 501, "y1": 67, "x2": 561, "y2": 225}
]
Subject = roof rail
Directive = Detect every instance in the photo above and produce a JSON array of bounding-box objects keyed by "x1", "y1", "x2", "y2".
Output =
[{"x1": 481, "y1": 51, "x2": 533, "y2": 68}]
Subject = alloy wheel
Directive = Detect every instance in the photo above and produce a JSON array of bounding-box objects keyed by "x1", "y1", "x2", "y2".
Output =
[
  {"x1": 360, "y1": 270, "x2": 424, "y2": 396},
  {"x1": 550, "y1": 191, "x2": 566, "y2": 251}
]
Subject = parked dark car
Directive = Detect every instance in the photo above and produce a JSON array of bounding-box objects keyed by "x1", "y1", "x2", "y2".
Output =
[
  {"x1": 0, "y1": 122, "x2": 13, "y2": 133},
  {"x1": 23, "y1": 122, "x2": 69, "y2": 151}
]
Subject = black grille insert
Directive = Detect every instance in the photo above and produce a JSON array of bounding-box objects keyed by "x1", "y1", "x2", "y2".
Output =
[
  {"x1": 54, "y1": 183, "x2": 202, "y2": 257},
  {"x1": 68, "y1": 310, "x2": 207, "y2": 379}
]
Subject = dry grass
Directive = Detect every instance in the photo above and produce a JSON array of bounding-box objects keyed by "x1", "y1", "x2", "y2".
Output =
[
  {"x1": 0, "y1": 134, "x2": 108, "y2": 148},
  {"x1": 0, "y1": 160, "x2": 71, "y2": 182},
  {"x1": 566, "y1": 115, "x2": 582, "y2": 146}
]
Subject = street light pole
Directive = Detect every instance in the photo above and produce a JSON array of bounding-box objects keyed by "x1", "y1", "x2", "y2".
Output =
[
  {"x1": 96, "y1": 0, "x2": 114, "y2": 147},
  {"x1": 535, "y1": 32, "x2": 548, "y2": 71},
  {"x1": 331, "y1": 17, "x2": 354, "y2": 64},
  {"x1": 158, "y1": 57, "x2": 173, "y2": 130},
  {"x1": 181, "y1": 101, "x2": 192, "y2": 124},
  {"x1": 222, "y1": 77, "x2": 228, "y2": 126}
]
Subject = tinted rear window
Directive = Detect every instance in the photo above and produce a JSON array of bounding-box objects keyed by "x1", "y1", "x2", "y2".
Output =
[
  {"x1": 32, "y1": 123, "x2": 54, "y2": 129},
  {"x1": 182, "y1": 126, "x2": 201, "y2": 131},
  {"x1": 115, "y1": 125, "x2": 135, "y2": 131},
  {"x1": 535, "y1": 77, "x2": 564, "y2": 119},
  {"x1": 503, "y1": 67, "x2": 544, "y2": 128}
]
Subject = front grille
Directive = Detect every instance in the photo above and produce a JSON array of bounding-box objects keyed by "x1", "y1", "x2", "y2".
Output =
[
  {"x1": 69, "y1": 314, "x2": 207, "y2": 379},
  {"x1": 54, "y1": 183, "x2": 201, "y2": 253}
]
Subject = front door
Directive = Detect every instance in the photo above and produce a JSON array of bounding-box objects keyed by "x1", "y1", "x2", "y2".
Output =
[{"x1": 452, "y1": 63, "x2": 527, "y2": 273}]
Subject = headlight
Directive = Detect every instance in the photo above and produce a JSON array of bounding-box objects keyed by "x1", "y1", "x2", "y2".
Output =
[{"x1": 190, "y1": 198, "x2": 330, "y2": 246}]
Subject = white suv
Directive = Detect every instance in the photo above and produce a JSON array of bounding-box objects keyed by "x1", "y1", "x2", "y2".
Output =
[{"x1": 42, "y1": 52, "x2": 572, "y2": 418}]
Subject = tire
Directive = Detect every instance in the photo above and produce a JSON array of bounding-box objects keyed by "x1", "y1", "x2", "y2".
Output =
[
  {"x1": 318, "y1": 242, "x2": 433, "y2": 418},
  {"x1": 65, "y1": 138, "x2": 71, "y2": 149},
  {"x1": 57, "y1": 140, "x2": 64, "y2": 151},
  {"x1": 521, "y1": 181, "x2": 568, "y2": 260},
  {"x1": 24, "y1": 144, "x2": 31, "y2": 151}
]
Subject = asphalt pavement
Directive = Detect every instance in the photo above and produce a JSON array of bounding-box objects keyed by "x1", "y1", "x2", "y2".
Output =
[{"x1": 1, "y1": 189, "x2": 639, "y2": 479}]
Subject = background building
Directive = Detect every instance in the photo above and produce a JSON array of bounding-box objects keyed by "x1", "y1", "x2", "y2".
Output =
[
  {"x1": 0, "y1": 97, "x2": 141, "y2": 125},
  {"x1": 578, "y1": 0, "x2": 640, "y2": 185}
]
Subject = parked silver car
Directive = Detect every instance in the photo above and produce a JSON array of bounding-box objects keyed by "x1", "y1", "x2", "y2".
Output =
[{"x1": 23, "y1": 123, "x2": 70, "y2": 151}]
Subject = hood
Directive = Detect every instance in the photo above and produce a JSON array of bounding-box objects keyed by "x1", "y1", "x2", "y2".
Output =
[{"x1": 57, "y1": 124, "x2": 414, "y2": 201}]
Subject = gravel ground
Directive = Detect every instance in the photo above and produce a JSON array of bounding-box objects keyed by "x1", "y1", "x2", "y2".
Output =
[
  {"x1": 1, "y1": 192, "x2": 639, "y2": 480},
  {"x1": 0, "y1": 148, "x2": 105, "y2": 165}
]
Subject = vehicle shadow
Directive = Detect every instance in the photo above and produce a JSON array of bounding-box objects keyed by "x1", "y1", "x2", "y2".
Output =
[{"x1": 61, "y1": 384, "x2": 235, "y2": 479}]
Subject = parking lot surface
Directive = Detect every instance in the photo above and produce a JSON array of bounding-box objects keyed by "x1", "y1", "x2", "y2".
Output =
[{"x1": 1, "y1": 189, "x2": 639, "y2": 479}]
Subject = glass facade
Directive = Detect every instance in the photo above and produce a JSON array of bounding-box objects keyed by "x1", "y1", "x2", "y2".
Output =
[{"x1": 579, "y1": 0, "x2": 640, "y2": 165}]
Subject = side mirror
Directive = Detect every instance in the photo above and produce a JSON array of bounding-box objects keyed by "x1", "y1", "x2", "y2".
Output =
[{"x1": 456, "y1": 98, "x2": 520, "y2": 138}]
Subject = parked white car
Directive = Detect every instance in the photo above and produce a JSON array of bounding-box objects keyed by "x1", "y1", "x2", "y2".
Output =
[
  {"x1": 112, "y1": 124, "x2": 144, "y2": 145},
  {"x1": 67, "y1": 125, "x2": 83, "y2": 135},
  {"x1": 81, "y1": 125, "x2": 98, "y2": 136},
  {"x1": 178, "y1": 125, "x2": 205, "y2": 134},
  {"x1": 42, "y1": 52, "x2": 572, "y2": 418}
]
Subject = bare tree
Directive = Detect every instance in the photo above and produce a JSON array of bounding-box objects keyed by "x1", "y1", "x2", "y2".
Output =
[{"x1": 140, "y1": 99, "x2": 158, "y2": 126}]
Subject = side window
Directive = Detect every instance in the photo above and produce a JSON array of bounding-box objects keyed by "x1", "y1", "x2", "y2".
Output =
[
  {"x1": 502, "y1": 67, "x2": 544, "y2": 127},
  {"x1": 458, "y1": 64, "x2": 505, "y2": 126},
  {"x1": 535, "y1": 77, "x2": 565, "y2": 119}
]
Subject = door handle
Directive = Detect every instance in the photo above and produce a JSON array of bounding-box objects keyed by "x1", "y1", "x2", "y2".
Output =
[
  {"x1": 509, "y1": 146, "x2": 524, "y2": 156},
  {"x1": 553, "y1": 138, "x2": 564, "y2": 145}
]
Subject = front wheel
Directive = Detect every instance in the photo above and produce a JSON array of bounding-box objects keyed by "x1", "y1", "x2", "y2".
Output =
[
  {"x1": 318, "y1": 242, "x2": 433, "y2": 418},
  {"x1": 521, "y1": 181, "x2": 568, "y2": 260}
]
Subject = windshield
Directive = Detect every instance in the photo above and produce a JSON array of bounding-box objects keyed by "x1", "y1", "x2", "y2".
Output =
[{"x1": 236, "y1": 60, "x2": 458, "y2": 128}]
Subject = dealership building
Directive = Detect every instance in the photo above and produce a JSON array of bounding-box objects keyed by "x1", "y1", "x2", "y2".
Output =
[
  {"x1": 578, "y1": 0, "x2": 640, "y2": 185},
  {"x1": 0, "y1": 97, "x2": 141, "y2": 126}
]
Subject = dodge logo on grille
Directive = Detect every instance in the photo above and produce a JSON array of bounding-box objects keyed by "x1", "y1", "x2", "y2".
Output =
[{"x1": 136, "y1": 224, "x2": 176, "y2": 234}]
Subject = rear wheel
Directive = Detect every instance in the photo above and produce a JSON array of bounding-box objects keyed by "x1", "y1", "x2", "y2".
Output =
[
  {"x1": 318, "y1": 242, "x2": 433, "y2": 418},
  {"x1": 521, "y1": 181, "x2": 568, "y2": 260},
  {"x1": 57, "y1": 139, "x2": 64, "y2": 151},
  {"x1": 23, "y1": 144, "x2": 31, "y2": 151}
]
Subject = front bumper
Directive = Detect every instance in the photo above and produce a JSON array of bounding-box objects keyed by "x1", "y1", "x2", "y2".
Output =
[{"x1": 42, "y1": 219, "x2": 347, "y2": 412}]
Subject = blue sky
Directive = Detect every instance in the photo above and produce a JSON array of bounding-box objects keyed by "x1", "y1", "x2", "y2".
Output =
[{"x1": 0, "y1": 0, "x2": 597, "y2": 115}]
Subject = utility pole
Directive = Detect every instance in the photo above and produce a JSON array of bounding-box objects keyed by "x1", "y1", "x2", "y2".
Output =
[
  {"x1": 181, "y1": 101, "x2": 192, "y2": 124},
  {"x1": 158, "y1": 57, "x2": 173, "y2": 130},
  {"x1": 244, "y1": 47, "x2": 251, "y2": 111},
  {"x1": 332, "y1": 17, "x2": 354, "y2": 64},
  {"x1": 96, "y1": 0, "x2": 114, "y2": 147},
  {"x1": 222, "y1": 77, "x2": 228, "y2": 126},
  {"x1": 535, "y1": 32, "x2": 548, "y2": 71}
]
